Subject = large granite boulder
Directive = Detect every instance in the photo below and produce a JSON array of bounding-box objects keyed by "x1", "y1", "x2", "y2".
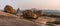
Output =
[
  {"x1": 23, "y1": 10, "x2": 38, "y2": 19},
  {"x1": 4, "y1": 5, "x2": 15, "y2": 14},
  {"x1": 0, "y1": 11, "x2": 43, "y2": 26}
]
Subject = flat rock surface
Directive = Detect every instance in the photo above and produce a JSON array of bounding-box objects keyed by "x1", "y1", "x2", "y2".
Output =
[{"x1": 35, "y1": 16, "x2": 55, "y2": 24}]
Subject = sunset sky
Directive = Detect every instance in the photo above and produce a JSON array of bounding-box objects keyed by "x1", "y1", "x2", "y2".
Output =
[{"x1": 0, "y1": 0, "x2": 60, "y2": 10}]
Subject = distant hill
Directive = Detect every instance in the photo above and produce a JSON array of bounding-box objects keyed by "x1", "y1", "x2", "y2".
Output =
[{"x1": 43, "y1": 10, "x2": 60, "y2": 15}]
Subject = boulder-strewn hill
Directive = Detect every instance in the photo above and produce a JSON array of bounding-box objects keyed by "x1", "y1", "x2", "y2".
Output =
[
  {"x1": 0, "y1": 11, "x2": 60, "y2": 26},
  {"x1": 0, "y1": 11, "x2": 43, "y2": 26}
]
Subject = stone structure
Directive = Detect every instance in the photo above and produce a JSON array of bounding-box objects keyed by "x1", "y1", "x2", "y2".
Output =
[
  {"x1": 4, "y1": 5, "x2": 15, "y2": 14},
  {"x1": 16, "y1": 8, "x2": 21, "y2": 17}
]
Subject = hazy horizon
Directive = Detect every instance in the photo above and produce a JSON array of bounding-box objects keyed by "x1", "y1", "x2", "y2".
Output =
[{"x1": 0, "y1": 0, "x2": 60, "y2": 10}]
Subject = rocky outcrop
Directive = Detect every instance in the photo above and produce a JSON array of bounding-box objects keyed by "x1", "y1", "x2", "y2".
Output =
[
  {"x1": 16, "y1": 8, "x2": 21, "y2": 17},
  {"x1": 23, "y1": 10, "x2": 38, "y2": 19},
  {"x1": 23, "y1": 10, "x2": 32, "y2": 19},
  {"x1": 4, "y1": 5, "x2": 15, "y2": 14},
  {"x1": 37, "y1": 10, "x2": 43, "y2": 16},
  {"x1": 0, "y1": 11, "x2": 60, "y2": 26},
  {"x1": 0, "y1": 11, "x2": 43, "y2": 26}
]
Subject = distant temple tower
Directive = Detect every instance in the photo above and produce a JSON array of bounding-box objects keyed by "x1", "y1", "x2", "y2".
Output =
[{"x1": 16, "y1": 8, "x2": 21, "y2": 17}]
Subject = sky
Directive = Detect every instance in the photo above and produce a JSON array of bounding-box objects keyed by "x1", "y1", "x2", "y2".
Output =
[{"x1": 0, "y1": 0, "x2": 60, "y2": 10}]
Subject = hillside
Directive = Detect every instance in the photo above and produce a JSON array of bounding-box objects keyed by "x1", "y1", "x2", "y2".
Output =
[
  {"x1": 0, "y1": 11, "x2": 42, "y2": 26},
  {"x1": 0, "y1": 11, "x2": 60, "y2": 26}
]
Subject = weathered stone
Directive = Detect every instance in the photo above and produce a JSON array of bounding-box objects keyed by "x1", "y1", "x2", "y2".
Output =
[
  {"x1": 23, "y1": 10, "x2": 38, "y2": 19},
  {"x1": 23, "y1": 10, "x2": 32, "y2": 19},
  {"x1": 37, "y1": 10, "x2": 43, "y2": 16},
  {"x1": 16, "y1": 8, "x2": 21, "y2": 17},
  {"x1": 32, "y1": 13, "x2": 38, "y2": 19},
  {"x1": 4, "y1": 5, "x2": 15, "y2": 14},
  {"x1": 15, "y1": 8, "x2": 21, "y2": 19},
  {"x1": 0, "y1": 11, "x2": 42, "y2": 26}
]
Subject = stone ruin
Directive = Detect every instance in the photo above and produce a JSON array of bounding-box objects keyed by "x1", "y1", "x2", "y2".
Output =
[
  {"x1": 15, "y1": 8, "x2": 21, "y2": 19},
  {"x1": 23, "y1": 10, "x2": 38, "y2": 19},
  {"x1": 16, "y1": 8, "x2": 21, "y2": 17}
]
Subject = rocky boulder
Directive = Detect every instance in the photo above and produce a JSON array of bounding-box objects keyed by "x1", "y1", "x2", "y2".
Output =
[{"x1": 4, "y1": 5, "x2": 15, "y2": 14}]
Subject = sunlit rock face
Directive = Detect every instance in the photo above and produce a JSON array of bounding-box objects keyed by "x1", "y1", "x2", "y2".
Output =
[
  {"x1": 23, "y1": 10, "x2": 32, "y2": 19},
  {"x1": 0, "y1": 11, "x2": 43, "y2": 26},
  {"x1": 35, "y1": 16, "x2": 55, "y2": 25},
  {"x1": 35, "y1": 17, "x2": 47, "y2": 24},
  {"x1": 23, "y1": 10, "x2": 38, "y2": 19},
  {"x1": 4, "y1": 5, "x2": 15, "y2": 14}
]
